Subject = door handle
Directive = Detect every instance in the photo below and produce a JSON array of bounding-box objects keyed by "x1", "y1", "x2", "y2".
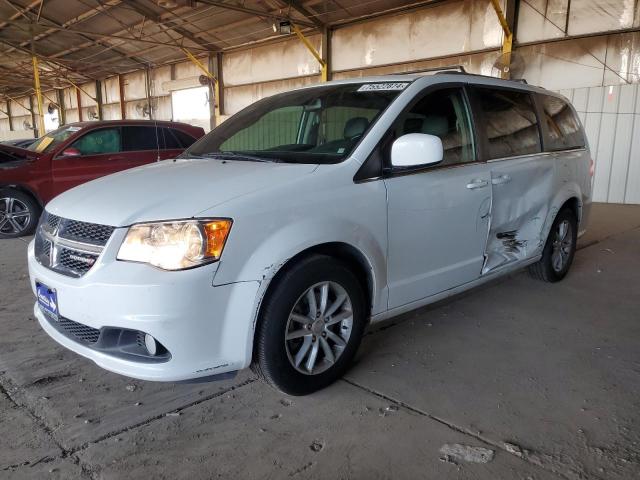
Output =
[
  {"x1": 492, "y1": 174, "x2": 512, "y2": 185},
  {"x1": 466, "y1": 179, "x2": 489, "y2": 189}
]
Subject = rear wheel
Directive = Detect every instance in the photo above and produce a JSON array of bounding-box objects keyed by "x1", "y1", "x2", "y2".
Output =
[
  {"x1": 252, "y1": 255, "x2": 366, "y2": 395},
  {"x1": 529, "y1": 208, "x2": 577, "y2": 282},
  {"x1": 0, "y1": 189, "x2": 41, "y2": 238}
]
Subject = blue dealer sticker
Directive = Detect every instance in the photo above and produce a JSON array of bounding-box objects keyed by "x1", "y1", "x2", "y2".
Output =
[{"x1": 36, "y1": 282, "x2": 59, "y2": 320}]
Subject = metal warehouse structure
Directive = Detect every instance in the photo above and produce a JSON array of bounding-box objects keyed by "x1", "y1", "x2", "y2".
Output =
[{"x1": 0, "y1": 0, "x2": 639, "y2": 204}]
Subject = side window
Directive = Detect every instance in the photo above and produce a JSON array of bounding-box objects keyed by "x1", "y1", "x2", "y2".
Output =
[
  {"x1": 70, "y1": 128, "x2": 121, "y2": 156},
  {"x1": 475, "y1": 88, "x2": 541, "y2": 159},
  {"x1": 122, "y1": 126, "x2": 162, "y2": 151},
  {"x1": 539, "y1": 95, "x2": 584, "y2": 151},
  {"x1": 398, "y1": 87, "x2": 475, "y2": 166},
  {"x1": 170, "y1": 128, "x2": 197, "y2": 148}
]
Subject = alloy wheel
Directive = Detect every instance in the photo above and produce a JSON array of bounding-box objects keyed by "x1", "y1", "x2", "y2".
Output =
[
  {"x1": 0, "y1": 197, "x2": 31, "y2": 235},
  {"x1": 551, "y1": 219, "x2": 572, "y2": 273},
  {"x1": 284, "y1": 281, "x2": 353, "y2": 375}
]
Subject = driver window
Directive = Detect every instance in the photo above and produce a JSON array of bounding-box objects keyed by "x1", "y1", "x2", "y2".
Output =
[
  {"x1": 400, "y1": 88, "x2": 475, "y2": 166},
  {"x1": 70, "y1": 128, "x2": 121, "y2": 156}
]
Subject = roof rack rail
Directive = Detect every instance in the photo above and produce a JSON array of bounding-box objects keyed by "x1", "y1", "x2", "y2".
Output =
[
  {"x1": 404, "y1": 65, "x2": 467, "y2": 75},
  {"x1": 434, "y1": 70, "x2": 528, "y2": 83}
]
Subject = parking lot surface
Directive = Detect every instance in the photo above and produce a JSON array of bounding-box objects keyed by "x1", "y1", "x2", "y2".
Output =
[{"x1": 1, "y1": 203, "x2": 639, "y2": 479}]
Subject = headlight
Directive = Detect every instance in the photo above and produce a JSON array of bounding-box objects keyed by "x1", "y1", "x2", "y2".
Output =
[{"x1": 117, "y1": 219, "x2": 232, "y2": 271}]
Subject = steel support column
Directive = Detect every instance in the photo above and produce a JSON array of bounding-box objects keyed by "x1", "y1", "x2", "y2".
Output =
[
  {"x1": 95, "y1": 80, "x2": 103, "y2": 120},
  {"x1": 183, "y1": 48, "x2": 219, "y2": 126},
  {"x1": 32, "y1": 55, "x2": 46, "y2": 135},
  {"x1": 490, "y1": 0, "x2": 516, "y2": 79},
  {"x1": 6, "y1": 100, "x2": 13, "y2": 131},
  {"x1": 28, "y1": 95, "x2": 37, "y2": 137},
  {"x1": 56, "y1": 88, "x2": 66, "y2": 126},
  {"x1": 118, "y1": 75, "x2": 126, "y2": 119},
  {"x1": 292, "y1": 23, "x2": 327, "y2": 81},
  {"x1": 76, "y1": 87, "x2": 82, "y2": 121}
]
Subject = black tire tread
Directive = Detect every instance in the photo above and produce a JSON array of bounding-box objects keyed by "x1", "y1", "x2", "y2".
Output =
[{"x1": 251, "y1": 254, "x2": 365, "y2": 395}]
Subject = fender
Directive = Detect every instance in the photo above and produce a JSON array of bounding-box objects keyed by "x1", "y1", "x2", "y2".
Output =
[{"x1": 214, "y1": 215, "x2": 388, "y2": 370}]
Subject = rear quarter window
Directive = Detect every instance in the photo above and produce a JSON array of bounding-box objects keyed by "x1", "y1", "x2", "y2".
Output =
[
  {"x1": 539, "y1": 95, "x2": 585, "y2": 151},
  {"x1": 474, "y1": 87, "x2": 541, "y2": 160}
]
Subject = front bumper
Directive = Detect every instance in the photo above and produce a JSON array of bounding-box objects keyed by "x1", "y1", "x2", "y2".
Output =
[{"x1": 28, "y1": 236, "x2": 260, "y2": 382}]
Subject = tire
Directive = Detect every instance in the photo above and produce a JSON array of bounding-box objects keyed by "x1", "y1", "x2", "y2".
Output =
[
  {"x1": 528, "y1": 208, "x2": 577, "y2": 283},
  {"x1": 251, "y1": 254, "x2": 367, "y2": 396},
  {"x1": 0, "y1": 189, "x2": 41, "y2": 239}
]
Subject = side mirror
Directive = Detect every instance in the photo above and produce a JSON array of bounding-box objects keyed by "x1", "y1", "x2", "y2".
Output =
[
  {"x1": 61, "y1": 147, "x2": 81, "y2": 157},
  {"x1": 391, "y1": 133, "x2": 443, "y2": 168}
]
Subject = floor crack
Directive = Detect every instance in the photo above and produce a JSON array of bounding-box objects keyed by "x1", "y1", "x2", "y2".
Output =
[{"x1": 342, "y1": 377, "x2": 597, "y2": 480}]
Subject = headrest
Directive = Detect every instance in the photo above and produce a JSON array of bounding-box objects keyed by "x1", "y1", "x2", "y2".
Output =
[
  {"x1": 421, "y1": 115, "x2": 449, "y2": 137},
  {"x1": 344, "y1": 117, "x2": 369, "y2": 139}
]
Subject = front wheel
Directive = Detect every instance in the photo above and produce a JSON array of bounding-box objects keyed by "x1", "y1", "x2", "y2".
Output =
[
  {"x1": 529, "y1": 208, "x2": 577, "y2": 282},
  {"x1": 252, "y1": 255, "x2": 367, "y2": 395},
  {"x1": 0, "y1": 189, "x2": 41, "y2": 239}
]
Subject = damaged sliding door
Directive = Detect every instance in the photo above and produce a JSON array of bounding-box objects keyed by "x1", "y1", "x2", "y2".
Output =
[{"x1": 472, "y1": 87, "x2": 554, "y2": 273}]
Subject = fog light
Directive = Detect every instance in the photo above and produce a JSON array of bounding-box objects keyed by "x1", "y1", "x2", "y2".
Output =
[{"x1": 144, "y1": 333, "x2": 157, "y2": 356}]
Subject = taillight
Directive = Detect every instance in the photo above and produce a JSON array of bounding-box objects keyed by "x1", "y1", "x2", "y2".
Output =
[{"x1": 589, "y1": 158, "x2": 595, "y2": 177}]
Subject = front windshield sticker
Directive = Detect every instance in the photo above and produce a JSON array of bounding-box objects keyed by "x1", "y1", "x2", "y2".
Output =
[
  {"x1": 357, "y1": 82, "x2": 409, "y2": 92},
  {"x1": 35, "y1": 136, "x2": 54, "y2": 153}
]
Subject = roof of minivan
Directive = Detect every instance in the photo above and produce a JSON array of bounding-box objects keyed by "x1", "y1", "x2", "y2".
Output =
[{"x1": 301, "y1": 72, "x2": 555, "y2": 97}]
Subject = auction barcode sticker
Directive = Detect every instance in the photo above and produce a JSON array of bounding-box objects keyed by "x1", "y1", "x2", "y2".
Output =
[{"x1": 357, "y1": 82, "x2": 409, "y2": 92}]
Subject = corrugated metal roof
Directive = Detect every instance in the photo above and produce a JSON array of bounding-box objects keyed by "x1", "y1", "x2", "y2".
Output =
[{"x1": 0, "y1": 0, "x2": 444, "y2": 97}]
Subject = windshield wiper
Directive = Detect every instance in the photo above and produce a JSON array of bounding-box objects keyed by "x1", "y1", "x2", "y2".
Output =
[{"x1": 189, "y1": 152, "x2": 280, "y2": 163}]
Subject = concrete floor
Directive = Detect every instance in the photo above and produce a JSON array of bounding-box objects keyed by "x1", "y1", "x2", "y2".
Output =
[{"x1": 1, "y1": 203, "x2": 639, "y2": 480}]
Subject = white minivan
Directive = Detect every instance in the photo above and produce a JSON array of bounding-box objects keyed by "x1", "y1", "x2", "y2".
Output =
[{"x1": 28, "y1": 73, "x2": 592, "y2": 395}]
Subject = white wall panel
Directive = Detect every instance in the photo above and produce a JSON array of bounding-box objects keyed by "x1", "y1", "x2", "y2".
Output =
[
  {"x1": 517, "y1": 0, "x2": 568, "y2": 43},
  {"x1": 331, "y1": 0, "x2": 504, "y2": 73},
  {"x1": 567, "y1": 84, "x2": 640, "y2": 204},
  {"x1": 568, "y1": 0, "x2": 638, "y2": 36},
  {"x1": 223, "y1": 35, "x2": 322, "y2": 87},
  {"x1": 102, "y1": 76, "x2": 120, "y2": 104}
]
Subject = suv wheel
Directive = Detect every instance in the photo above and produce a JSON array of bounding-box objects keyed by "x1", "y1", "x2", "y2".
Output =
[
  {"x1": 0, "y1": 189, "x2": 41, "y2": 238},
  {"x1": 529, "y1": 208, "x2": 577, "y2": 282},
  {"x1": 252, "y1": 255, "x2": 366, "y2": 395}
]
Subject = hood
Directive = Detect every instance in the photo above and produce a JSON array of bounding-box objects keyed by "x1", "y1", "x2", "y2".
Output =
[
  {"x1": 0, "y1": 145, "x2": 30, "y2": 165},
  {"x1": 46, "y1": 158, "x2": 318, "y2": 226}
]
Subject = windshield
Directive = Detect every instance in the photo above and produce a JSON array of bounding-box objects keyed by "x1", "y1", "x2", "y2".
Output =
[
  {"x1": 183, "y1": 82, "x2": 409, "y2": 164},
  {"x1": 28, "y1": 125, "x2": 82, "y2": 154}
]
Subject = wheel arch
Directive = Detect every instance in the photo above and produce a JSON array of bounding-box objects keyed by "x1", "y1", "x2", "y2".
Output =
[
  {"x1": 0, "y1": 183, "x2": 44, "y2": 207},
  {"x1": 248, "y1": 241, "x2": 376, "y2": 372}
]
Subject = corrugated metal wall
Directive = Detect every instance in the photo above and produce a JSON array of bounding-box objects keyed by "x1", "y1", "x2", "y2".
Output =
[{"x1": 560, "y1": 84, "x2": 640, "y2": 204}]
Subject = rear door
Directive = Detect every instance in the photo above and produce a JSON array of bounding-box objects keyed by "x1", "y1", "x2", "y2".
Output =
[
  {"x1": 121, "y1": 126, "x2": 175, "y2": 163},
  {"x1": 471, "y1": 87, "x2": 554, "y2": 273},
  {"x1": 51, "y1": 127, "x2": 126, "y2": 196},
  {"x1": 385, "y1": 86, "x2": 492, "y2": 309}
]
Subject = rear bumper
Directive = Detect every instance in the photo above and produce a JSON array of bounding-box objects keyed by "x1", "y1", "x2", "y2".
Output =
[{"x1": 28, "y1": 239, "x2": 260, "y2": 382}]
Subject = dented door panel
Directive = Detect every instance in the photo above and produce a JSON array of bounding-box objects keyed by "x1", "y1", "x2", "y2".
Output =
[{"x1": 483, "y1": 154, "x2": 556, "y2": 273}]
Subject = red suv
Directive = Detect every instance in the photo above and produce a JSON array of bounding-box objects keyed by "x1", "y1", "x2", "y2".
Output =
[{"x1": 0, "y1": 120, "x2": 204, "y2": 238}]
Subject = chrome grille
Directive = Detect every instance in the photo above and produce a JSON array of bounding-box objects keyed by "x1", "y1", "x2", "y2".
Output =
[
  {"x1": 59, "y1": 219, "x2": 114, "y2": 245},
  {"x1": 34, "y1": 211, "x2": 114, "y2": 278}
]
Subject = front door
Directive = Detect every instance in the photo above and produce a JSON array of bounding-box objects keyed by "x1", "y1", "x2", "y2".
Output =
[
  {"x1": 385, "y1": 87, "x2": 491, "y2": 309},
  {"x1": 51, "y1": 127, "x2": 126, "y2": 197}
]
